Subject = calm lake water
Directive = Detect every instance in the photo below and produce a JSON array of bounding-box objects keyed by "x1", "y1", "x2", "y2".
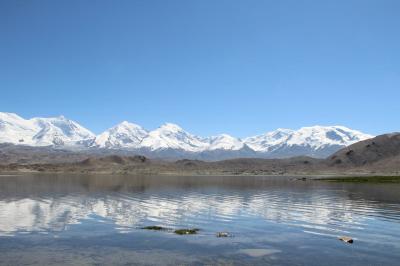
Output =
[{"x1": 0, "y1": 174, "x2": 399, "y2": 265}]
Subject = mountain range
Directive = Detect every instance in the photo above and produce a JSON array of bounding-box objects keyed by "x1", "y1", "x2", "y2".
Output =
[{"x1": 0, "y1": 112, "x2": 373, "y2": 160}]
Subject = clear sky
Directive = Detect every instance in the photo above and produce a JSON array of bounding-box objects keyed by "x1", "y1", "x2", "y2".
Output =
[{"x1": 0, "y1": 0, "x2": 399, "y2": 137}]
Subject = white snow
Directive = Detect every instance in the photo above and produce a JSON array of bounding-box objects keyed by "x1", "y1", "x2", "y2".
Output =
[{"x1": 0, "y1": 112, "x2": 39, "y2": 145}]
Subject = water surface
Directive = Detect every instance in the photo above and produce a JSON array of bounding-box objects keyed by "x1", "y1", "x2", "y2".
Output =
[{"x1": 0, "y1": 174, "x2": 399, "y2": 265}]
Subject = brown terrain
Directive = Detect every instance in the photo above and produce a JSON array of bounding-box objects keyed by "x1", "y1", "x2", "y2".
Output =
[{"x1": 0, "y1": 133, "x2": 399, "y2": 176}]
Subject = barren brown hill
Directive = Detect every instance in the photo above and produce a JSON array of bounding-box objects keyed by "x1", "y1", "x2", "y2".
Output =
[
  {"x1": 327, "y1": 133, "x2": 400, "y2": 169},
  {"x1": 79, "y1": 155, "x2": 147, "y2": 166}
]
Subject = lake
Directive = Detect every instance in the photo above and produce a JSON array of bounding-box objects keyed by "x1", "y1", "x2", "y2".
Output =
[{"x1": 0, "y1": 174, "x2": 399, "y2": 265}]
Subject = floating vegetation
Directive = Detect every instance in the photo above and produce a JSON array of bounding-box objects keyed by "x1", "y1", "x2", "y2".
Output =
[{"x1": 174, "y1": 228, "x2": 200, "y2": 235}]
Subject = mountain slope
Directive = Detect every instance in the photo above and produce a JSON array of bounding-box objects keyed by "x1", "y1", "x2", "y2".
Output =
[
  {"x1": 327, "y1": 132, "x2": 400, "y2": 168},
  {"x1": 0, "y1": 112, "x2": 38, "y2": 145}
]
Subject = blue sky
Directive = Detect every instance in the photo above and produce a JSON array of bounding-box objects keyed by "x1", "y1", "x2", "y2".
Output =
[{"x1": 0, "y1": 0, "x2": 399, "y2": 137}]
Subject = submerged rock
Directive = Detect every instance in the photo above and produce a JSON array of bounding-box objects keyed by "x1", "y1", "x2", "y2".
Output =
[
  {"x1": 339, "y1": 236, "x2": 354, "y2": 243},
  {"x1": 141, "y1": 226, "x2": 166, "y2": 231},
  {"x1": 216, "y1": 232, "x2": 232, "y2": 237},
  {"x1": 238, "y1": 248, "x2": 281, "y2": 257},
  {"x1": 174, "y1": 228, "x2": 200, "y2": 235}
]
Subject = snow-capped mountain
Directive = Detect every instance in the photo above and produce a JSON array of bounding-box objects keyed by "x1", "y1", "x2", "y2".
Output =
[
  {"x1": 206, "y1": 134, "x2": 244, "y2": 151},
  {"x1": 244, "y1": 126, "x2": 374, "y2": 158},
  {"x1": 31, "y1": 116, "x2": 95, "y2": 146},
  {"x1": 244, "y1": 128, "x2": 294, "y2": 152},
  {"x1": 140, "y1": 123, "x2": 208, "y2": 152},
  {"x1": 0, "y1": 112, "x2": 95, "y2": 147},
  {"x1": 91, "y1": 124, "x2": 373, "y2": 158},
  {"x1": 93, "y1": 121, "x2": 148, "y2": 149},
  {"x1": 0, "y1": 112, "x2": 375, "y2": 159}
]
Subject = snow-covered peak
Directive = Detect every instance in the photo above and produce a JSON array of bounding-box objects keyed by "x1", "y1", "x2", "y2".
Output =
[
  {"x1": 0, "y1": 112, "x2": 95, "y2": 146},
  {"x1": 158, "y1": 123, "x2": 184, "y2": 132},
  {"x1": 244, "y1": 128, "x2": 293, "y2": 152},
  {"x1": 285, "y1": 125, "x2": 372, "y2": 146},
  {"x1": 206, "y1": 134, "x2": 244, "y2": 151},
  {"x1": 140, "y1": 123, "x2": 207, "y2": 152},
  {"x1": 111, "y1": 121, "x2": 144, "y2": 131},
  {"x1": 244, "y1": 125, "x2": 373, "y2": 152},
  {"x1": 31, "y1": 117, "x2": 95, "y2": 146},
  {"x1": 0, "y1": 112, "x2": 25, "y2": 121},
  {"x1": 93, "y1": 121, "x2": 148, "y2": 148}
]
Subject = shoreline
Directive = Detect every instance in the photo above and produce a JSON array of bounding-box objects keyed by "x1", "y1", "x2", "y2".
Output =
[{"x1": 1, "y1": 170, "x2": 399, "y2": 181}]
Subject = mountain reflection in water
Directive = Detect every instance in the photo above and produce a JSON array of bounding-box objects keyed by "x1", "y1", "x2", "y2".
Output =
[{"x1": 0, "y1": 174, "x2": 399, "y2": 265}]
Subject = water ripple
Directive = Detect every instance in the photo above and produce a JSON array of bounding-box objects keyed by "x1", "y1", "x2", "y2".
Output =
[{"x1": 0, "y1": 176, "x2": 399, "y2": 244}]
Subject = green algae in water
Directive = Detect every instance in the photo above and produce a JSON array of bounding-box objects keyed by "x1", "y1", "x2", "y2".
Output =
[
  {"x1": 319, "y1": 176, "x2": 400, "y2": 183},
  {"x1": 174, "y1": 228, "x2": 200, "y2": 235}
]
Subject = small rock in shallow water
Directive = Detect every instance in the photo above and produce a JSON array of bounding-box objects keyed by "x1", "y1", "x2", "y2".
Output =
[
  {"x1": 339, "y1": 236, "x2": 354, "y2": 243},
  {"x1": 216, "y1": 232, "x2": 231, "y2": 237},
  {"x1": 174, "y1": 228, "x2": 199, "y2": 235}
]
